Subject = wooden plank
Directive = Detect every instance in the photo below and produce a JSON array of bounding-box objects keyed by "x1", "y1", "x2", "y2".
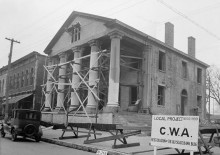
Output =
[
  {"x1": 67, "y1": 123, "x2": 117, "y2": 131},
  {"x1": 112, "y1": 142, "x2": 140, "y2": 149},
  {"x1": 62, "y1": 129, "x2": 76, "y2": 132},
  {"x1": 59, "y1": 136, "x2": 77, "y2": 139},
  {"x1": 62, "y1": 128, "x2": 101, "y2": 135},
  {"x1": 92, "y1": 123, "x2": 117, "y2": 131},
  {"x1": 59, "y1": 135, "x2": 89, "y2": 139},
  {"x1": 75, "y1": 130, "x2": 102, "y2": 135},
  {"x1": 200, "y1": 126, "x2": 220, "y2": 134},
  {"x1": 40, "y1": 121, "x2": 54, "y2": 127},
  {"x1": 116, "y1": 125, "x2": 151, "y2": 131},
  {"x1": 41, "y1": 122, "x2": 118, "y2": 131},
  {"x1": 84, "y1": 130, "x2": 141, "y2": 144},
  {"x1": 53, "y1": 124, "x2": 66, "y2": 129}
]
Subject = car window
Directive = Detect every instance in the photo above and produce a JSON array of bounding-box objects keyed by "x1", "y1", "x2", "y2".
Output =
[
  {"x1": 16, "y1": 111, "x2": 40, "y2": 120},
  {"x1": 18, "y1": 112, "x2": 26, "y2": 119}
]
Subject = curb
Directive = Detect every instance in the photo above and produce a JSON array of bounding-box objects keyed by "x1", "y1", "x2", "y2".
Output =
[{"x1": 41, "y1": 137, "x2": 131, "y2": 155}]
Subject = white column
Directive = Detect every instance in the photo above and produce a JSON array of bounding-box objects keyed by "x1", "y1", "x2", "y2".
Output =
[
  {"x1": 43, "y1": 57, "x2": 53, "y2": 111},
  {"x1": 86, "y1": 40, "x2": 99, "y2": 113},
  {"x1": 106, "y1": 31, "x2": 123, "y2": 112},
  {"x1": 142, "y1": 45, "x2": 152, "y2": 112},
  {"x1": 56, "y1": 52, "x2": 67, "y2": 111},
  {"x1": 69, "y1": 46, "x2": 83, "y2": 111}
]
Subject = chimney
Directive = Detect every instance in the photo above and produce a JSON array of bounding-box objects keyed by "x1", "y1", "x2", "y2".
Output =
[
  {"x1": 165, "y1": 22, "x2": 174, "y2": 47},
  {"x1": 188, "y1": 36, "x2": 195, "y2": 58}
]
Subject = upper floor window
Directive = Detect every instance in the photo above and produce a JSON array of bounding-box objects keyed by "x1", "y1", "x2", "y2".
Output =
[
  {"x1": 13, "y1": 74, "x2": 16, "y2": 89},
  {"x1": 2, "y1": 79, "x2": 4, "y2": 93},
  {"x1": 197, "y1": 68, "x2": 202, "y2": 84},
  {"x1": 30, "y1": 68, "x2": 34, "y2": 85},
  {"x1": 25, "y1": 70, "x2": 29, "y2": 86},
  {"x1": 159, "y1": 51, "x2": 166, "y2": 71},
  {"x1": 182, "y1": 61, "x2": 188, "y2": 79},
  {"x1": 158, "y1": 85, "x2": 165, "y2": 106},
  {"x1": 17, "y1": 73, "x2": 20, "y2": 89},
  {"x1": 10, "y1": 76, "x2": 13, "y2": 89},
  {"x1": 21, "y1": 71, "x2": 24, "y2": 87},
  {"x1": 67, "y1": 22, "x2": 81, "y2": 43}
]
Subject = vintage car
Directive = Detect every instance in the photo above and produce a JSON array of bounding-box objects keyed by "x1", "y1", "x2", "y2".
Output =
[{"x1": 0, "y1": 109, "x2": 43, "y2": 142}]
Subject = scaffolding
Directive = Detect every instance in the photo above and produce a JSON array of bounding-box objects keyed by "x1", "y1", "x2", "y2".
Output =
[
  {"x1": 39, "y1": 48, "x2": 147, "y2": 148},
  {"x1": 41, "y1": 46, "x2": 144, "y2": 125},
  {"x1": 41, "y1": 49, "x2": 109, "y2": 124}
]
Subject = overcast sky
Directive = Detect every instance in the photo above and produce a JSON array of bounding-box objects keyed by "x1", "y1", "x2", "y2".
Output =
[{"x1": 1, "y1": 0, "x2": 220, "y2": 69}]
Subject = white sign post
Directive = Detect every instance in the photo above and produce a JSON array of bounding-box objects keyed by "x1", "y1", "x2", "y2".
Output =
[{"x1": 151, "y1": 115, "x2": 199, "y2": 154}]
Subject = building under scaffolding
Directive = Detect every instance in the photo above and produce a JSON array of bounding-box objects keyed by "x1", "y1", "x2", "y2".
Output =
[{"x1": 41, "y1": 11, "x2": 209, "y2": 124}]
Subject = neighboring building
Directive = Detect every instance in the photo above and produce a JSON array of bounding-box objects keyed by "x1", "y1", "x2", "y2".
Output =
[
  {"x1": 42, "y1": 11, "x2": 208, "y2": 123},
  {"x1": 0, "y1": 51, "x2": 46, "y2": 115},
  {"x1": 0, "y1": 66, "x2": 7, "y2": 115}
]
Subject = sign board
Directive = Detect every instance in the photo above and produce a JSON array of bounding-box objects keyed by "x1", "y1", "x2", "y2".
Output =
[{"x1": 151, "y1": 115, "x2": 199, "y2": 151}]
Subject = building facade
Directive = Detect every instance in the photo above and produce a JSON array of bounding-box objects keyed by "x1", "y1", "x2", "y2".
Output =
[
  {"x1": 43, "y1": 11, "x2": 208, "y2": 119},
  {"x1": 0, "y1": 51, "x2": 46, "y2": 115},
  {"x1": 0, "y1": 67, "x2": 7, "y2": 115}
]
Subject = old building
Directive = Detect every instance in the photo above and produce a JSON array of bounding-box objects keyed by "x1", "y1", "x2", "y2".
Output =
[
  {"x1": 0, "y1": 51, "x2": 46, "y2": 115},
  {"x1": 42, "y1": 11, "x2": 208, "y2": 124},
  {"x1": 0, "y1": 66, "x2": 7, "y2": 115}
]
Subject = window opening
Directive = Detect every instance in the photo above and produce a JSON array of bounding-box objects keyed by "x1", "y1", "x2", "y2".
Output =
[
  {"x1": 197, "y1": 68, "x2": 202, "y2": 83},
  {"x1": 182, "y1": 61, "x2": 187, "y2": 79},
  {"x1": 159, "y1": 51, "x2": 166, "y2": 71},
  {"x1": 158, "y1": 85, "x2": 165, "y2": 106}
]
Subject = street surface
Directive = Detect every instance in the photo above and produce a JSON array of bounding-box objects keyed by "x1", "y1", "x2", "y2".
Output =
[{"x1": 0, "y1": 135, "x2": 94, "y2": 155}]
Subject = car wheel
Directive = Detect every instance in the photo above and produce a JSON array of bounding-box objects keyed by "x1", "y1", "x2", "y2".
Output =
[
  {"x1": 11, "y1": 129, "x2": 17, "y2": 141},
  {"x1": 35, "y1": 135, "x2": 41, "y2": 142},
  {"x1": 1, "y1": 131, "x2": 5, "y2": 137},
  {"x1": 24, "y1": 124, "x2": 36, "y2": 136}
]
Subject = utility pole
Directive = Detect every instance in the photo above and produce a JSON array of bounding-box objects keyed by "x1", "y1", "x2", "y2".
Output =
[{"x1": 4, "y1": 38, "x2": 20, "y2": 122}]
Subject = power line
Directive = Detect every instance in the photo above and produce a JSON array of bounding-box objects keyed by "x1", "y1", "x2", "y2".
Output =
[
  {"x1": 157, "y1": 0, "x2": 220, "y2": 41},
  {"x1": 14, "y1": 0, "x2": 90, "y2": 39},
  {"x1": 105, "y1": 0, "x2": 148, "y2": 16},
  {"x1": 12, "y1": 0, "x2": 147, "y2": 53}
]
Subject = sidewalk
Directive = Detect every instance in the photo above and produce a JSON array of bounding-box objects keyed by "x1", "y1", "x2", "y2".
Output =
[{"x1": 41, "y1": 127, "x2": 220, "y2": 155}]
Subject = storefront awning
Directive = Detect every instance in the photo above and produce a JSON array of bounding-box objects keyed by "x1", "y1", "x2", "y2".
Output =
[{"x1": 2, "y1": 94, "x2": 32, "y2": 105}]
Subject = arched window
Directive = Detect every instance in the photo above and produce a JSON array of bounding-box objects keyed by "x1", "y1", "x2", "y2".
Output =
[
  {"x1": 181, "y1": 89, "x2": 188, "y2": 115},
  {"x1": 181, "y1": 89, "x2": 187, "y2": 96}
]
